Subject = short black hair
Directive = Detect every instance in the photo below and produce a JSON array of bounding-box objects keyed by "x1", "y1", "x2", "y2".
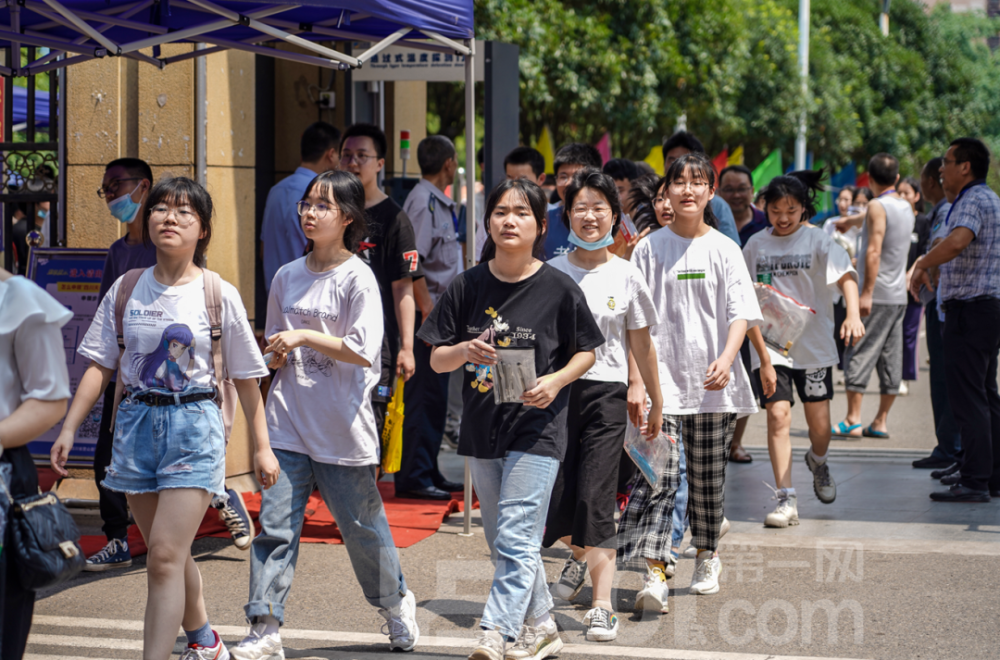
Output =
[
  {"x1": 553, "y1": 143, "x2": 602, "y2": 176},
  {"x1": 922, "y1": 157, "x2": 943, "y2": 179},
  {"x1": 341, "y1": 123, "x2": 387, "y2": 159},
  {"x1": 417, "y1": 135, "x2": 456, "y2": 176},
  {"x1": 660, "y1": 152, "x2": 719, "y2": 229},
  {"x1": 854, "y1": 187, "x2": 873, "y2": 203},
  {"x1": 899, "y1": 176, "x2": 920, "y2": 198},
  {"x1": 300, "y1": 121, "x2": 341, "y2": 163},
  {"x1": 106, "y1": 157, "x2": 153, "y2": 184},
  {"x1": 301, "y1": 170, "x2": 368, "y2": 254},
  {"x1": 662, "y1": 131, "x2": 705, "y2": 158},
  {"x1": 634, "y1": 160, "x2": 656, "y2": 176},
  {"x1": 503, "y1": 146, "x2": 545, "y2": 177},
  {"x1": 868, "y1": 153, "x2": 899, "y2": 187},
  {"x1": 562, "y1": 168, "x2": 621, "y2": 236},
  {"x1": 949, "y1": 137, "x2": 990, "y2": 179},
  {"x1": 142, "y1": 177, "x2": 213, "y2": 267},
  {"x1": 602, "y1": 158, "x2": 639, "y2": 182},
  {"x1": 627, "y1": 173, "x2": 661, "y2": 234},
  {"x1": 479, "y1": 179, "x2": 549, "y2": 261},
  {"x1": 719, "y1": 165, "x2": 754, "y2": 188},
  {"x1": 760, "y1": 170, "x2": 825, "y2": 222}
]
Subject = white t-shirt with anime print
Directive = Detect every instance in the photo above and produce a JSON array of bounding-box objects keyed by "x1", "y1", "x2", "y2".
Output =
[
  {"x1": 264, "y1": 256, "x2": 384, "y2": 466},
  {"x1": 630, "y1": 225, "x2": 762, "y2": 416},
  {"x1": 79, "y1": 268, "x2": 267, "y2": 392},
  {"x1": 742, "y1": 225, "x2": 857, "y2": 370}
]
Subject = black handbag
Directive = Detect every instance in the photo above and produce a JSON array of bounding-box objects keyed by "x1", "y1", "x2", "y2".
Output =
[{"x1": 1, "y1": 476, "x2": 85, "y2": 591}]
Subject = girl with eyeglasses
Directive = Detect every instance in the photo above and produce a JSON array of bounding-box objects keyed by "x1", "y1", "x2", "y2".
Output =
[
  {"x1": 541, "y1": 169, "x2": 662, "y2": 642},
  {"x1": 418, "y1": 178, "x2": 604, "y2": 660},
  {"x1": 232, "y1": 171, "x2": 419, "y2": 659},
  {"x1": 52, "y1": 176, "x2": 279, "y2": 660},
  {"x1": 621, "y1": 153, "x2": 763, "y2": 601}
]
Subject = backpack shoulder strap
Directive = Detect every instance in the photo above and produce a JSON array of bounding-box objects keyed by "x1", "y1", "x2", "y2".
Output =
[
  {"x1": 202, "y1": 270, "x2": 226, "y2": 402},
  {"x1": 110, "y1": 268, "x2": 145, "y2": 429}
]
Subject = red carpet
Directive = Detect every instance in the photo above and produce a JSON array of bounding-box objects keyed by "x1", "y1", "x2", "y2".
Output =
[{"x1": 65, "y1": 478, "x2": 476, "y2": 558}]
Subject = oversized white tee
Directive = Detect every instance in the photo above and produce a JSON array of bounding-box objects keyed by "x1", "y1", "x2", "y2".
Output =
[
  {"x1": 79, "y1": 268, "x2": 267, "y2": 392},
  {"x1": 631, "y1": 226, "x2": 762, "y2": 416},
  {"x1": 548, "y1": 255, "x2": 658, "y2": 384},
  {"x1": 264, "y1": 256, "x2": 384, "y2": 466},
  {"x1": 743, "y1": 225, "x2": 857, "y2": 370}
]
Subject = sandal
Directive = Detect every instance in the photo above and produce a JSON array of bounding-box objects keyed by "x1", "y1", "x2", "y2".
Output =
[
  {"x1": 862, "y1": 425, "x2": 890, "y2": 439},
  {"x1": 729, "y1": 445, "x2": 753, "y2": 463},
  {"x1": 832, "y1": 421, "x2": 862, "y2": 437}
]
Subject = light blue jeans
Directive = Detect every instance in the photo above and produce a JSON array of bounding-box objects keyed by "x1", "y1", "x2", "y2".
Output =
[
  {"x1": 670, "y1": 431, "x2": 689, "y2": 550},
  {"x1": 469, "y1": 451, "x2": 560, "y2": 641},
  {"x1": 245, "y1": 448, "x2": 407, "y2": 623}
]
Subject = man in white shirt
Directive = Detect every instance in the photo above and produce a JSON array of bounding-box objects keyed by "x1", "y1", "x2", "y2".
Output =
[
  {"x1": 397, "y1": 136, "x2": 464, "y2": 499},
  {"x1": 261, "y1": 122, "x2": 341, "y2": 292}
]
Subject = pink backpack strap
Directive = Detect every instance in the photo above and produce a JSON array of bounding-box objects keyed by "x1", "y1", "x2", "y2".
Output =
[
  {"x1": 202, "y1": 270, "x2": 225, "y2": 405},
  {"x1": 110, "y1": 268, "x2": 146, "y2": 427}
]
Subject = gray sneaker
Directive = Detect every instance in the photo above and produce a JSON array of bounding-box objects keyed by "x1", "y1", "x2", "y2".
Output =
[
  {"x1": 764, "y1": 489, "x2": 799, "y2": 528},
  {"x1": 805, "y1": 453, "x2": 837, "y2": 503},
  {"x1": 549, "y1": 556, "x2": 587, "y2": 601}
]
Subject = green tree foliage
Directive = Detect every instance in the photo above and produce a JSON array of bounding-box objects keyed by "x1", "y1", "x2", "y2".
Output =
[{"x1": 467, "y1": 0, "x2": 1000, "y2": 174}]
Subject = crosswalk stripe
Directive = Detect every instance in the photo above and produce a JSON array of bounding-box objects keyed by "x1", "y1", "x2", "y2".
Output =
[
  {"x1": 26, "y1": 655, "x2": 115, "y2": 660},
  {"x1": 30, "y1": 615, "x2": 870, "y2": 660}
]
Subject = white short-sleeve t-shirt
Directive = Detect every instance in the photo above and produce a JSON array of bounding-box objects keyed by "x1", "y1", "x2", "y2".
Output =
[
  {"x1": 743, "y1": 225, "x2": 857, "y2": 370},
  {"x1": 264, "y1": 256, "x2": 384, "y2": 466},
  {"x1": 548, "y1": 255, "x2": 657, "y2": 384},
  {"x1": 631, "y1": 225, "x2": 762, "y2": 416},
  {"x1": 79, "y1": 268, "x2": 268, "y2": 392}
]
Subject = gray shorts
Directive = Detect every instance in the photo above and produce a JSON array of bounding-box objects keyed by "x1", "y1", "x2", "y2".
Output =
[{"x1": 844, "y1": 303, "x2": 906, "y2": 395}]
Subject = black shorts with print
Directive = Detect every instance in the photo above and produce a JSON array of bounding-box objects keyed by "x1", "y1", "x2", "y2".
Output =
[{"x1": 757, "y1": 365, "x2": 834, "y2": 407}]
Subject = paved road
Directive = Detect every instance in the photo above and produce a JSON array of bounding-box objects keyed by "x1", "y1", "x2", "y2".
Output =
[{"x1": 27, "y1": 327, "x2": 1000, "y2": 660}]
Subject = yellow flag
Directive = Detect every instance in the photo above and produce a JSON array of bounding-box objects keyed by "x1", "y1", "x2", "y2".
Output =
[
  {"x1": 728, "y1": 145, "x2": 744, "y2": 166},
  {"x1": 534, "y1": 126, "x2": 555, "y2": 175},
  {"x1": 643, "y1": 145, "x2": 665, "y2": 176}
]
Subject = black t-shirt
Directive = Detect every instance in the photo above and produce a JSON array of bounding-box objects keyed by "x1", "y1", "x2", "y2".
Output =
[
  {"x1": 10, "y1": 218, "x2": 30, "y2": 275},
  {"x1": 417, "y1": 262, "x2": 605, "y2": 461},
  {"x1": 359, "y1": 196, "x2": 425, "y2": 394},
  {"x1": 906, "y1": 212, "x2": 931, "y2": 303}
]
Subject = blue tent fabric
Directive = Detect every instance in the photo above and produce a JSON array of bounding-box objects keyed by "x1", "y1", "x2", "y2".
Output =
[
  {"x1": 0, "y1": 0, "x2": 473, "y2": 65},
  {"x1": 12, "y1": 86, "x2": 51, "y2": 128}
]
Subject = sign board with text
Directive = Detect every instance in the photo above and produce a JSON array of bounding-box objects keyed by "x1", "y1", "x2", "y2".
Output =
[{"x1": 352, "y1": 40, "x2": 485, "y2": 82}]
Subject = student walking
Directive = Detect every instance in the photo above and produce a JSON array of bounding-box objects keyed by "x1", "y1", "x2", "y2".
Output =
[
  {"x1": 742, "y1": 172, "x2": 865, "y2": 527},
  {"x1": 418, "y1": 179, "x2": 604, "y2": 660},
  {"x1": 543, "y1": 170, "x2": 662, "y2": 643},
  {"x1": 51, "y1": 177, "x2": 279, "y2": 660},
  {"x1": 232, "y1": 171, "x2": 419, "y2": 658},
  {"x1": 620, "y1": 153, "x2": 762, "y2": 603}
]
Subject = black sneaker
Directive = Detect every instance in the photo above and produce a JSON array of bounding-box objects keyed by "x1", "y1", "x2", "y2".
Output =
[
  {"x1": 84, "y1": 537, "x2": 132, "y2": 572},
  {"x1": 940, "y1": 471, "x2": 961, "y2": 486},
  {"x1": 930, "y1": 484, "x2": 991, "y2": 503},
  {"x1": 216, "y1": 489, "x2": 254, "y2": 550},
  {"x1": 912, "y1": 455, "x2": 954, "y2": 469},
  {"x1": 549, "y1": 556, "x2": 587, "y2": 601},
  {"x1": 930, "y1": 463, "x2": 960, "y2": 479}
]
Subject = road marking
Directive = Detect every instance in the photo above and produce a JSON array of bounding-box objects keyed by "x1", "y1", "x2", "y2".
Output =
[
  {"x1": 766, "y1": 560, "x2": 812, "y2": 569},
  {"x1": 723, "y1": 532, "x2": 1000, "y2": 557},
  {"x1": 30, "y1": 615, "x2": 870, "y2": 660}
]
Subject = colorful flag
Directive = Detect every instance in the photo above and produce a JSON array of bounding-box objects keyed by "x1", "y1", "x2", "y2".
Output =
[
  {"x1": 712, "y1": 150, "x2": 729, "y2": 177},
  {"x1": 752, "y1": 149, "x2": 783, "y2": 189},
  {"x1": 728, "y1": 146, "x2": 744, "y2": 166},
  {"x1": 595, "y1": 132, "x2": 611, "y2": 164},
  {"x1": 830, "y1": 162, "x2": 857, "y2": 191},
  {"x1": 643, "y1": 145, "x2": 665, "y2": 176},
  {"x1": 534, "y1": 126, "x2": 555, "y2": 175},
  {"x1": 856, "y1": 172, "x2": 870, "y2": 189}
]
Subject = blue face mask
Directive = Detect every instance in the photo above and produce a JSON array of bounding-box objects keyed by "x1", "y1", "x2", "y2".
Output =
[
  {"x1": 108, "y1": 183, "x2": 144, "y2": 224},
  {"x1": 37, "y1": 209, "x2": 49, "y2": 220},
  {"x1": 567, "y1": 228, "x2": 616, "y2": 251}
]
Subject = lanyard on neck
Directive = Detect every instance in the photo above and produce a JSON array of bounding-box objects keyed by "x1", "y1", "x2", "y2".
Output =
[
  {"x1": 876, "y1": 188, "x2": 896, "y2": 198},
  {"x1": 944, "y1": 180, "x2": 987, "y2": 226}
]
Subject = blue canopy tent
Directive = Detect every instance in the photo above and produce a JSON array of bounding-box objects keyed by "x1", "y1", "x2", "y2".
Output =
[{"x1": 12, "y1": 84, "x2": 50, "y2": 129}]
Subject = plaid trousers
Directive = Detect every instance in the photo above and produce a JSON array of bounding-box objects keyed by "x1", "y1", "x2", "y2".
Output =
[{"x1": 617, "y1": 412, "x2": 736, "y2": 568}]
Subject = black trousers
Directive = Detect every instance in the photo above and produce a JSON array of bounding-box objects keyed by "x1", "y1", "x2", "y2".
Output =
[
  {"x1": 1, "y1": 447, "x2": 38, "y2": 659},
  {"x1": 395, "y1": 317, "x2": 449, "y2": 492},
  {"x1": 94, "y1": 382, "x2": 130, "y2": 540},
  {"x1": 943, "y1": 297, "x2": 1000, "y2": 492}
]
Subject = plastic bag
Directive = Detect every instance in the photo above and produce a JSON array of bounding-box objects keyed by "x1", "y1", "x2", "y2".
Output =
[
  {"x1": 380, "y1": 376, "x2": 405, "y2": 473},
  {"x1": 623, "y1": 418, "x2": 676, "y2": 488},
  {"x1": 493, "y1": 348, "x2": 538, "y2": 404},
  {"x1": 754, "y1": 283, "x2": 815, "y2": 356}
]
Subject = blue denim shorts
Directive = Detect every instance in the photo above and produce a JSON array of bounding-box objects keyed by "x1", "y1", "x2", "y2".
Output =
[{"x1": 103, "y1": 387, "x2": 226, "y2": 497}]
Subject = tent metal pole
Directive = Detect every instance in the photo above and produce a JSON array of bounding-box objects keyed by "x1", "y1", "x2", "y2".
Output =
[
  {"x1": 117, "y1": 5, "x2": 290, "y2": 54},
  {"x1": 195, "y1": 43, "x2": 207, "y2": 188},
  {"x1": 419, "y1": 29, "x2": 471, "y2": 56},
  {"x1": 22, "y1": 53, "x2": 92, "y2": 76},
  {"x1": 352, "y1": 27, "x2": 409, "y2": 64},
  {"x1": 461, "y1": 37, "x2": 476, "y2": 538},
  {"x1": 0, "y1": 29, "x2": 106, "y2": 57},
  {"x1": 28, "y1": 1, "x2": 148, "y2": 31},
  {"x1": 199, "y1": 36, "x2": 345, "y2": 69},
  {"x1": 11, "y1": 4, "x2": 21, "y2": 76},
  {"x1": 25, "y1": 2, "x2": 168, "y2": 34},
  {"x1": 39, "y1": 0, "x2": 120, "y2": 53},
  {"x1": 160, "y1": 45, "x2": 228, "y2": 65},
  {"x1": 29, "y1": 0, "x2": 152, "y2": 68}
]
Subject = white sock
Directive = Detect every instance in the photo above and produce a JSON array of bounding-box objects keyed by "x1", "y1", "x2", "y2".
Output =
[
  {"x1": 808, "y1": 447, "x2": 827, "y2": 464},
  {"x1": 782, "y1": 487, "x2": 797, "y2": 497},
  {"x1": 530, "y1": 612, "x2": 553, "y2": 628},
  {"x1": 257, "y1": 615, "x2": 280, "y2": 636}
]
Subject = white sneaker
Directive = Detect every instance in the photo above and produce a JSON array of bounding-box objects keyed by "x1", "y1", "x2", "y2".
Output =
[
  {"x1": 764, "y1": 488, "x2": 799, "y2": 528},
  {"x1": 583, "y1": 607, "x2": 619, "y2": 642},
  {"x1": 504, "y1": 620, "x2": 562, "y2": 660},
  {"x1": 805, "y1": 453, "x2": 837, "y2": 504},
  {"x1": 664, "y1": 553, "x2": 678, "y2": 578},
  {"x1": 469, "y1": 630, "x2": 506, "y2": 660},
  {"x1": 549, "y1": 556, "x2": 587, "y2": 601},
  {"x1": 231, "y1": 623, "x2": 283, "y2": 660},
  {"x1": 379, "y1": 590, "x2": 419, "y2": 652},
  {"x1": 634, "y1": 564, "x2": 669, "y2": 613},
  {"x1": 899, "y1": 380, "x2": 910, "y2": 396},
  {"x1": 689, "y1": 551, "x2": 721, "y2": 595},
  {"x1": 681, "y1": 517, "x2": 730, "y2": 558},
  {"x1": 181, "y1": 632, "x2": 231, "y2": 660}
]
